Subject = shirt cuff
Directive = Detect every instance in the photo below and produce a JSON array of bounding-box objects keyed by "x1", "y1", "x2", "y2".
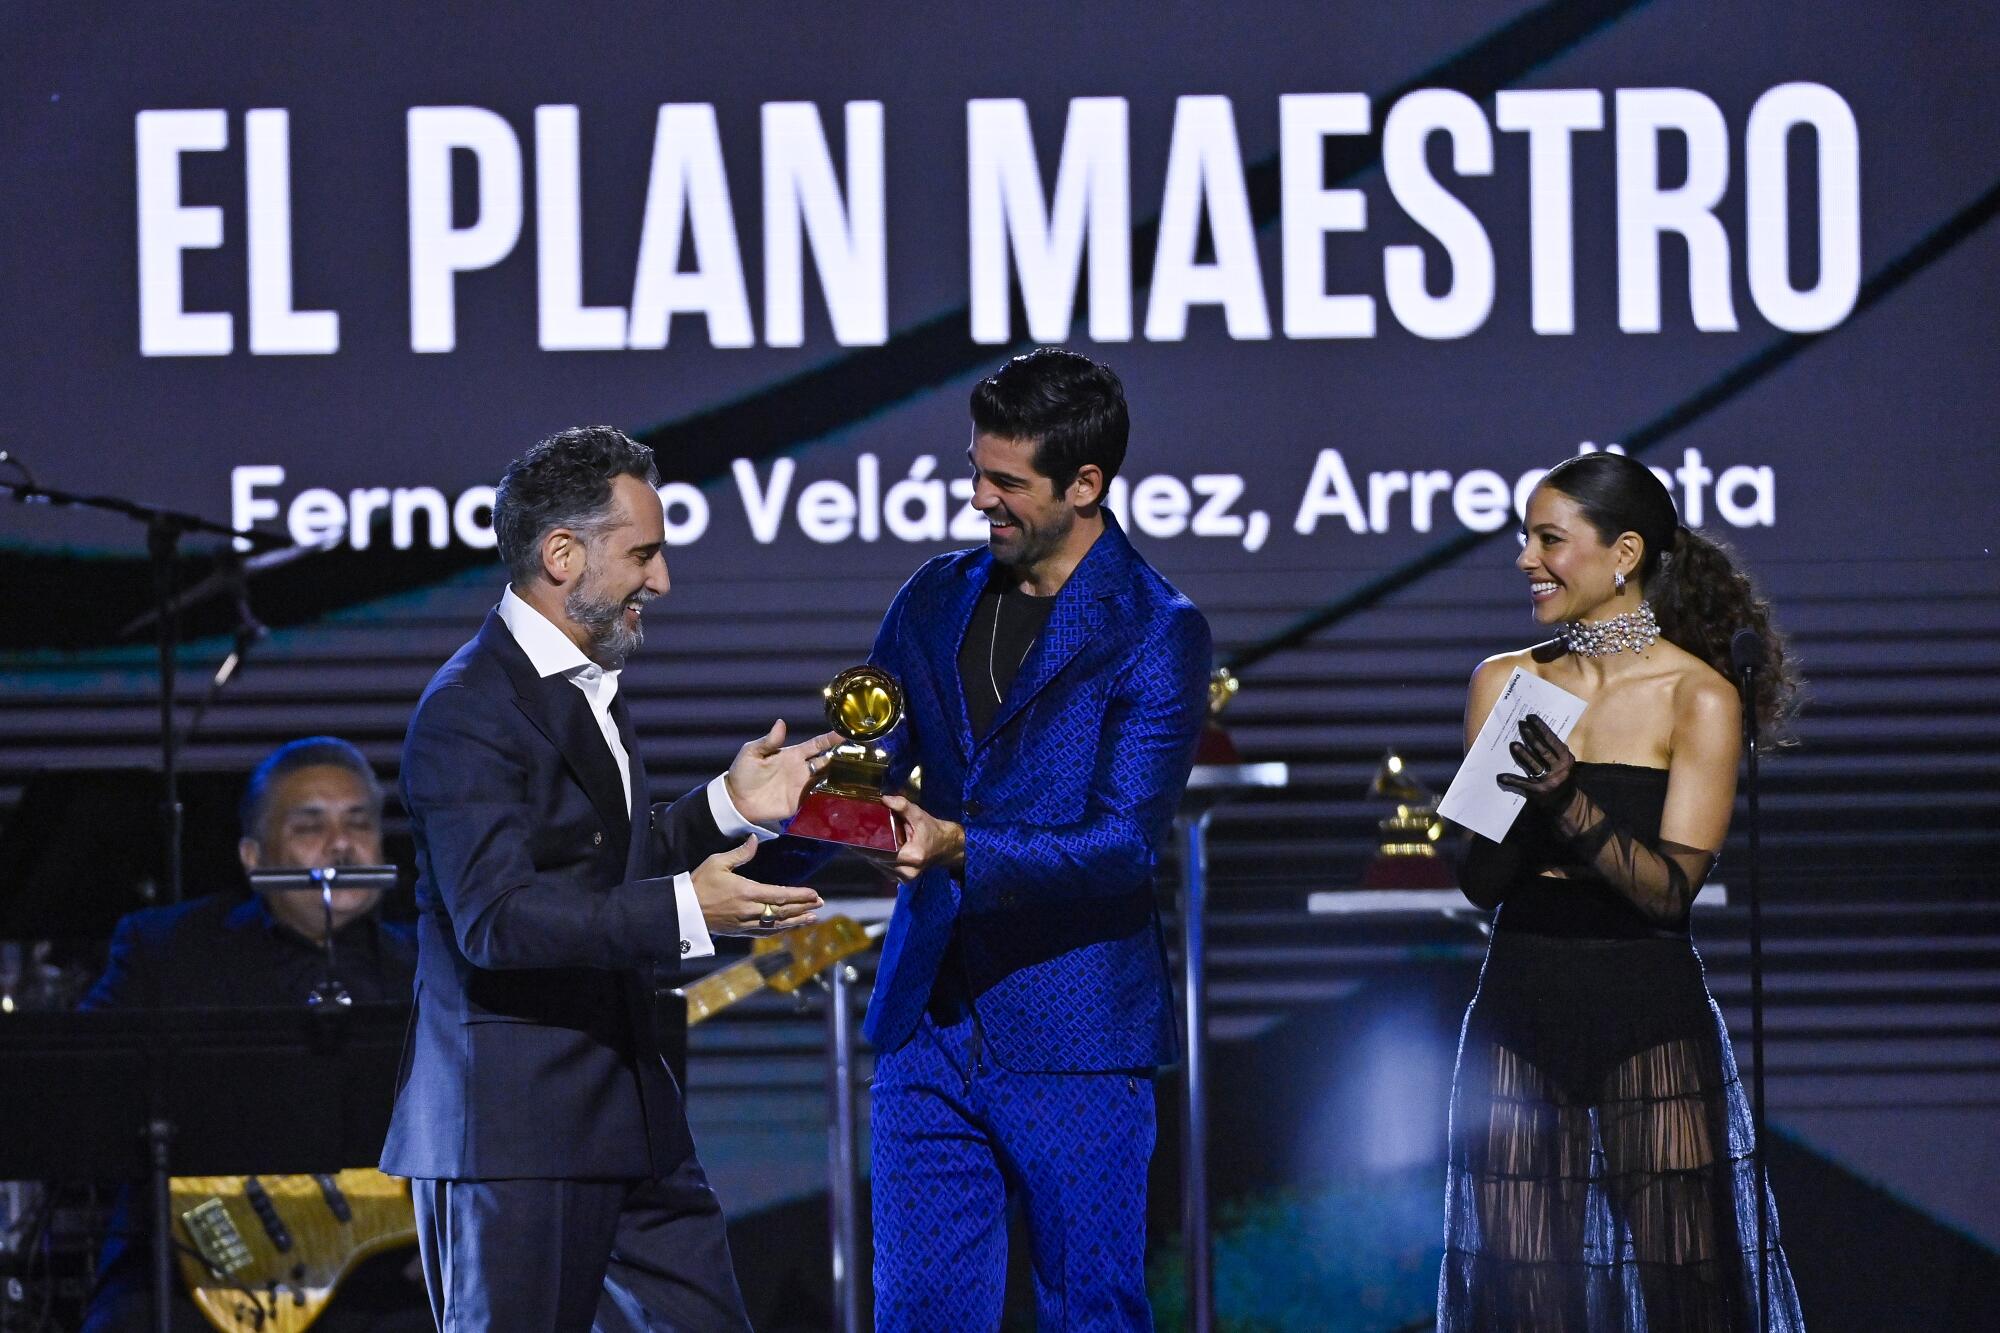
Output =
[
  {"x1": 673, "y1": 872, "x2": 714, "y2": 962},
  {"x1": 707, "y1": 774, "x2": 783, "y2": 841}
]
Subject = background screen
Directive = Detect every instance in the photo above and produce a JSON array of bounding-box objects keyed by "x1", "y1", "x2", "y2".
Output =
[{"x1": 3, "y1": 3, "x2": 1996, "y2": 1323}]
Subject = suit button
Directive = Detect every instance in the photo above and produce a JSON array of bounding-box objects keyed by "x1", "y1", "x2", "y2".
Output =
[
  {"x1": 679, "y1": 939, "x2": 691, "y2": 955},
  {"x1": 593, "y1": 831, "x2": 603, "y2": 846},
  {"x1": 964, "y1": 799, "x2": 985, "y2": 818}
]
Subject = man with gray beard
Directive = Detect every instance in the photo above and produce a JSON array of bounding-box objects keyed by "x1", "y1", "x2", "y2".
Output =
[{"x1": 382, "y1": 426, "x2": 840, "y2": 1331}]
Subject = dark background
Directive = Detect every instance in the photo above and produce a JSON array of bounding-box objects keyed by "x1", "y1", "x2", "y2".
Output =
[{"x1": 3, "y1": 3, "x2": 1995, "y2": 1329}]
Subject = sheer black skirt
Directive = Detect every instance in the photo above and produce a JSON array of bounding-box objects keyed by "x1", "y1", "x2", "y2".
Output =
[{"x1": 1439, "y1": 930, "x2": 1804, "y2": 1331}]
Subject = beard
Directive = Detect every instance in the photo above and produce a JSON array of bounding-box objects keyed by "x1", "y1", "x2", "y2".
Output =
[
  {"x1": 990, "y1": 501, "x2": 1073, "y2": 572},
  {"x1": 565, "y1": 560, "x2": 649, "y2": 668}
]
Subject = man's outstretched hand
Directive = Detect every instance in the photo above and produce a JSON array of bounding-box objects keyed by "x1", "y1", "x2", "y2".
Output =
[
  {"x1": 693, "y1": 838, "x2": 822, "y2": 936},
  {"x1": 881, "y1": 794, "x2": 965, "y2": 885},
  {"x1": 724, "y1": 720, "x2": 844, "y2": 828}
]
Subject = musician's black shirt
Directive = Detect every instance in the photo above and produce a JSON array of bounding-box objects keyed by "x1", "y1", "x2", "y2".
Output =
[
  {"x1": 82, "y1": 892, "x2": 414, "y2": 1011},
  {"x1": 958, "y1": 582, "x2": 1058, "y2": 738}
]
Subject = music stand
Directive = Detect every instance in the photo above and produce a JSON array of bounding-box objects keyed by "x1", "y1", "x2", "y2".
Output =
[{"x1": 0, "y1": 1005, "x2": 409, "y2": 1333}]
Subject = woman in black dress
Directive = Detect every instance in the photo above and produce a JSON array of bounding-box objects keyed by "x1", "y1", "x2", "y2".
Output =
[{"x1": 1438, "y1": 452, "x2": 1805, "y2": 1331}]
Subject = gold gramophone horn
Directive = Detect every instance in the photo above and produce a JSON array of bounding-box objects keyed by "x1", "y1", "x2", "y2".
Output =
[
  {"x1": 1368, "y1": 750, "x2": 1432, "y2": 806},
  {"x1": 822, "y1": 665, "x2": 903, "y2": 743},
  {"x1": 1361, "y1": 749, "x2": 1452, "y2": 886}
]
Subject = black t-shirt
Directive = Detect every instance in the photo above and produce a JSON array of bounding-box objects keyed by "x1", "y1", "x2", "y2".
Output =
[{"x1": 957, "y1": 581, "x2": 1058, "y2": 737}]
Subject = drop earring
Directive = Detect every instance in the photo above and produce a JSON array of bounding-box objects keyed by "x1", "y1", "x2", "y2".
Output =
[{"x1": 1613, "y1": 570, "x2": 1627, "y2": 594}]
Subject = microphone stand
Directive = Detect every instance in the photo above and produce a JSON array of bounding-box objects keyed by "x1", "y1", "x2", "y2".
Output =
[
  {"x1": 122, "y1": 534, "x2": 338, "y2": 749},
  {"x1": 0, "y1": 453, "x2": 287, "y2": 906},
  {"x1": 175, "y1": 552, "x2": 269, "y2": 749},
  {"x1": 246, "y1": 866, "x2": 402, "y2": 1012},
  {"x1": 1737, "y1": 651, "x2": 1770, "y2": 1332}
]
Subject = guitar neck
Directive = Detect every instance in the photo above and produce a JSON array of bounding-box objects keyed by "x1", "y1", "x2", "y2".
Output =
[
  {"x1": 678, "y1": 917, "x2": 884, "y2": 1025},
  {"x1": 680, "y1": 951, "x2": 793, "y2": 1025}
]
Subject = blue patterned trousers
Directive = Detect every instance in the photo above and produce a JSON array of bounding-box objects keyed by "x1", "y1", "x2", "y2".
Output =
[{"x1": 871, "y1": 1008, "x2": 1156, "y2": 1332}]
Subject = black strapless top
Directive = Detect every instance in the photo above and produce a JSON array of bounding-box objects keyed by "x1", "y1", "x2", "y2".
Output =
[{"x1": 1490, "y1": 762, "x2": 1684, "y2": 940}]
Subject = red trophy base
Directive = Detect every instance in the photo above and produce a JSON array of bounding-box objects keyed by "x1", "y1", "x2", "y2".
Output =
[
  {"x1": 1193, "y1": 723, "x2": 1241, "y2": 766},
  {"x1": 787, "y1": 789, "x2": 904, "y2": 858}
]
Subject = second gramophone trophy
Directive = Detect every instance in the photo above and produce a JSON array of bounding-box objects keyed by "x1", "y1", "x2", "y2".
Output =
[{"x1": 786, "y1": 665, "x2": 908, "y2": 857}]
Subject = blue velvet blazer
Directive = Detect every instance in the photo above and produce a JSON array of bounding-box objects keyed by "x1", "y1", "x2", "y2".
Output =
[{"x1": 862, "y1": 515, "x2": 1210, "y2": 1072}]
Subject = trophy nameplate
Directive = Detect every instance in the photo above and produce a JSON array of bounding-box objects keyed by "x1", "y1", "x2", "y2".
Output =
[{"x1": 786, "y1": 665, "x2": 907, "y2": 857}]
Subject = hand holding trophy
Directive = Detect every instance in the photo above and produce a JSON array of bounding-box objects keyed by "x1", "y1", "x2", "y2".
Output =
[{"x1": 786, "y1": 665, "x2": 908, "y2": 858}]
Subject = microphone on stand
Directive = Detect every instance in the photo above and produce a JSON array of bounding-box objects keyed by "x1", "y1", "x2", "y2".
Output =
[
  {"x1": 1730, "y1": 624, "x2": 1772, "y2": 1333},
  {"x1": 213, "y1": 617, "x2": 268, "y2": 690},
  {"x1": 1731, "y1": 625, "x2": 1768, "y2": 685},
  {"x1": 172, "y1": 548, "x2": 270, "y2": 747},
  {"x1": 247, "y1": 867, "x2": 400, "y2": 1010}
]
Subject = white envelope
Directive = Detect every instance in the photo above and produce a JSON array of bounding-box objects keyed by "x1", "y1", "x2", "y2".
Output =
[{"x1": 1437, "y1": 667, "x2": 1588, "y2": 843}]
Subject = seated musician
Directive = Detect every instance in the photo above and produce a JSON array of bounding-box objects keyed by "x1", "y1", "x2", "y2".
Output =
[{"x1": 78, "y1": 736, "x2": 427, "y2": 1333}]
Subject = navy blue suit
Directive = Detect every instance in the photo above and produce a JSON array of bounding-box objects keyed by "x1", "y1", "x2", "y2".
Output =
[
  {"x1": 383, "y1": 611, "x2": 748, "y2": 1331},
  {"x1": 863, "y1": 517, "x2": 1210, "y2": 1330}
]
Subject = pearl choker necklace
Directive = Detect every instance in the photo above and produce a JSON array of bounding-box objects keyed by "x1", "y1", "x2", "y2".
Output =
[{"x1": 1560, "y1": 600, "x2": 1659, "y2": 656}]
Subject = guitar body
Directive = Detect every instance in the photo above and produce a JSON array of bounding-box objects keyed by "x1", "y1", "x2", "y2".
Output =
[{"x1": 171, "y1": 1168, "x2": 415, "y2": 1333}]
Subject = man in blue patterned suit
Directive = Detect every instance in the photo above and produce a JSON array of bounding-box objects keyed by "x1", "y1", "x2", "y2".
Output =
[{"x1": 863, "y1": 349, "x2": 1211, "y2": 1330}]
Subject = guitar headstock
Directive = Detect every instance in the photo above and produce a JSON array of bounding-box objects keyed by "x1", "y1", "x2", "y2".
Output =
[{"x1": 682, "y1": 915, "x2": 881, "y2": 1025}]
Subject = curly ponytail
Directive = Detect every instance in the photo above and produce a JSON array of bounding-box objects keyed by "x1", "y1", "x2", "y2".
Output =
[
  {"x1": 1653, "y1": 525, "x2": 1802, "y2": 742},
  {"x1": 1541, "y1": 452, "x2": 1804, "y2": 743}
]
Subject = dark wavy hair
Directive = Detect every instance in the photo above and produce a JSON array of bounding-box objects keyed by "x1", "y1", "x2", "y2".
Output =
[
  {"x1": 1541, "y1": 452, "x2": 1802, "y2": 741},
  {"x1": 970, "y1": 348, "x2": 1129, "y2": 490},
  {"x1": 494, "y1": 426, "x2": 658, "y2": 586}
]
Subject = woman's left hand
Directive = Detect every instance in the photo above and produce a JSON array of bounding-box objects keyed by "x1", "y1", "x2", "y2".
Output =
[{"x1": 1496, "y1": 714, "x2": 1577, "y2": 810}]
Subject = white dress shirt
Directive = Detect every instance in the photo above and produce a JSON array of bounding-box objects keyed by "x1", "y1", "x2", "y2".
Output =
[{"x1": 498, "y1": 588, "x2": 776, "y2": 961}]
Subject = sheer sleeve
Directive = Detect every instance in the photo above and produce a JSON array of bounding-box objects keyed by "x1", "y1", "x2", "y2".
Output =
[{"x1": 1545, "y1": 785, "x2": 1717, "y2": 926}]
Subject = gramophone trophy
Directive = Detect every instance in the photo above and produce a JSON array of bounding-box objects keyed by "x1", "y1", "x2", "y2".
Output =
[
  {"x1": 1360, "y1": 750, "x2": 1456, "y2": 888},
  {"x1": 785, "y1": 665, "x2": 907, "y2": 857},
  {"x1": 1193, "y1": 666, "x2": 1243, "y2": 765}
]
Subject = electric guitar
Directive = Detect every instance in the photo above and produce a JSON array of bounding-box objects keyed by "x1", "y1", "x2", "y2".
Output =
[
  {"x1": 168, "y1": 919, "x2": 880, "y2": 1330},
  {"x1": 171, "y1": 1167, "x2": 414, "y2": 1333},
  {"x1": 678, "y1": 915, "x2": 883, "y2": 1024}
]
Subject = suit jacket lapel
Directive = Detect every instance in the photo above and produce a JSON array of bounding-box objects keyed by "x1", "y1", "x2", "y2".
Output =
[
  {"x1": 979, "y1": 588, "x2": 1105, "y2": 746},
  {"x1": 935, "y1": 556, "x2": 990, "y2": 757},
  {"x1": 530, "y1": 674, "x2": 634, "y2": 846},
  {"x1": 977, "y1": 519, "x2": 1132, "y2": 747},
  {"x1": 613, "y1": 689, "x2": 649, "y2": 878},
  {"x1": 479, "y1": 612, "x2": 634, "y2": 844}
]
